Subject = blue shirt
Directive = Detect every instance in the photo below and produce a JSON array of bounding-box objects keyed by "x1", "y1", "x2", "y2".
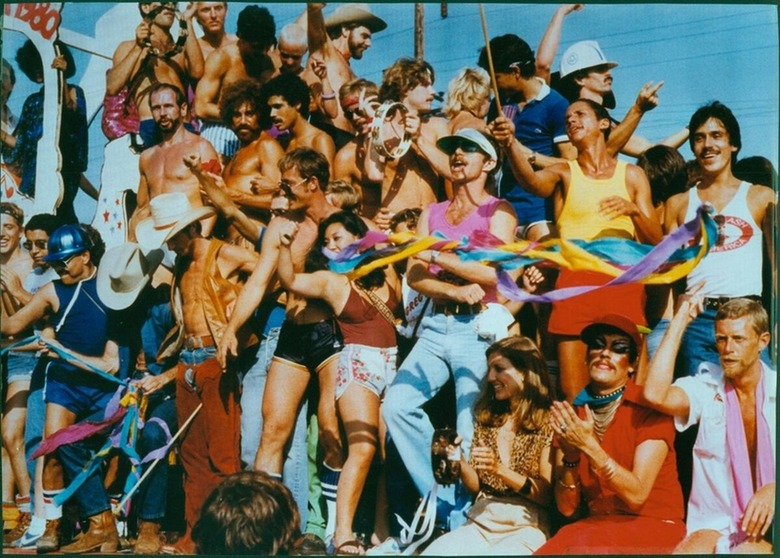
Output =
[{"x1": 491, "y1": 79, "x2": 569, "y2": 225}]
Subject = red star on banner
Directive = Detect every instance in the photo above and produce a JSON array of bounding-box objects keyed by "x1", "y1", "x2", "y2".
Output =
[{"x1": 103, "y1": 210, "x2": 110, "y2": 222}]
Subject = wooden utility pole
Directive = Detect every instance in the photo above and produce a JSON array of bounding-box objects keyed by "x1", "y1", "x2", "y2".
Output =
[{"x1": 414, "y1": 3, "x2": 424, "y2": 59}]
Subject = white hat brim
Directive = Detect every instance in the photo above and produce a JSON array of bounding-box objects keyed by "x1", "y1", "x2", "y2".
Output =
[{"x1": 96, "y1": 244, "x2": 165, "y2": 310}]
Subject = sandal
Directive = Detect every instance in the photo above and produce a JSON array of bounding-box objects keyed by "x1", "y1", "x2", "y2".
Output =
[{"x1": 335, "y1": 539, "x2": 366, "y2": 555}]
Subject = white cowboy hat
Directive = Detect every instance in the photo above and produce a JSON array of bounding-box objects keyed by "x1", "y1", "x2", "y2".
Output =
[
  {"x1": 134, "y1": 192, "x2": 215, "y2": 252},
  {"x1": 97, "y1": 242, "x2": 165, "y2": 310},
  {"x1": 324, "y1": 3, "x2": 387, "y2": 33}
]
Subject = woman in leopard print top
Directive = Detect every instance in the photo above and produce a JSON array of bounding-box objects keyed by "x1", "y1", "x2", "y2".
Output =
[{"x1": 423, "y1": 336, "x2": 554, "y2": 555}]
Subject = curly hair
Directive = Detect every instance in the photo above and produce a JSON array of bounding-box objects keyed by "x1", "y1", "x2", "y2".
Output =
[
  {"x1": 25, "y1": 213, "x2": 62, "y2": 236},
  {"x1": 236, "y1": 5, "x2": 276, "y2": 50},
  {"x1": 219, "y1": 78, "x2": 264, "y2": 127},
  {"x1": 473, "y1": 336, "x2": 554, "y2": 433},
  {"x1": 379, "y1": 57, "x2": 435, "y2": 103}
]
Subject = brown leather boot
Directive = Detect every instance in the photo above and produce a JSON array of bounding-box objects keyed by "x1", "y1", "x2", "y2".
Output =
[
  {"x1": 61, "y1": 510, "x2": 119, "y2": 554},
  {"x1": 36, "y1": 518, "x2": 61, "y2": 554},
  {"x1": 3, "y1": 510, "x2": 31, "y2": 547},
  {"x1": 134, "y1": 520, "x2": 162, "y2": 554}
]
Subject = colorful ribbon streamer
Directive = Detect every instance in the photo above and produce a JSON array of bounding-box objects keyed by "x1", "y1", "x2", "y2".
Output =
[{"x1": 323, "y1": 205, "x2": 717, "y2": 301}]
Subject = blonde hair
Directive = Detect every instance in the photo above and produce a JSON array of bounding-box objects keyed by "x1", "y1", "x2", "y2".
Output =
[
  {"x1": 325, "y1": 180, "x2": 362, "y2": 212},
  {"x1": 443, "y1": 67, "x2": 491, "y2": 120}
]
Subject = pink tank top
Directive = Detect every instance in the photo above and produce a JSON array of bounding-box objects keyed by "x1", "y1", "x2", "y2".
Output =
[{"x1": 427, "y1": 196, "x2": 503, "y2": 303}]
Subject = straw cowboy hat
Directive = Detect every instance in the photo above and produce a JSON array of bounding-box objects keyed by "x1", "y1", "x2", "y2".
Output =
[
  {"x1": 324, "y1": 3, "x2": 387, "y2": 33},
  {"x1": 97, "y1": 242, "x2": 164, "y2": 310},
  {"x1": 134, "y1": 192, "x2": 215, "y2": 252}
]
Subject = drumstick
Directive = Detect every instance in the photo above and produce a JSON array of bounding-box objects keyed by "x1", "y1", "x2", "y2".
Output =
[{"x1": 478, "y1": 4, "x2": 502, "y2": 113}]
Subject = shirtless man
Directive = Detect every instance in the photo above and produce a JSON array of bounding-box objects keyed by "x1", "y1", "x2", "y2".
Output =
[
  {"x1": 366, "y1": 58, "x2": 450, "y2": 229},
  {"x1": 261, "y1": 73, "x2": 336, "y2": 167},
  {"x1": 663, "y1": 101, "x2": 775, "y2": 376},
  {"x1": 153, "y1": 197, "x2": 259, "y2": 554},
  {"x1": 193, "y1": 1, "x2": 236, "y2": 61},
  {"x1": 106, "y1": 1, "x2": 203, "y2": 147},
  {"x1": 332, "y1": 78, "x2": 382, "y2": 216},
  {"x1": 306, "y1": 3, "x2": 387, "y2": 148},
  {"x1": 194, "y1": 6, "x2": 277, "y2": 159},
  {"x1": 218, "y1": 148, "x2": 343, "y2": 542},
  {"x1": 129, "y1": 83, "x2": 219, "y2": 244},
  {"x1": 216, "y1": 79, "x2": 284, "y2": 239}
]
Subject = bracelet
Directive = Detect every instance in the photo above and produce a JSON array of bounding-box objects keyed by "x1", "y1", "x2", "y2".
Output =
[
  {"x1": 557, "y1": 478, "x2": 580, "y2": 490},
  {"x1": 320, "y1": 92, "x2": 337, "y2": 100},
  {"x1": 594, "y1": 457, "x2": 617, "y2": 481},
  {"x1": 527, "y1": 152, "x2": 537, "y2": 166},
  {"x1": 562, "y1": 457, "x2": 580, "y2": 468}
]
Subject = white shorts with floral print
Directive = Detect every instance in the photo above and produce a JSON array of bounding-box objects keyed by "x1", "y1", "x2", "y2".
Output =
[{"x1": 336, "y1": 343, "x2": 398, "y2": 400}]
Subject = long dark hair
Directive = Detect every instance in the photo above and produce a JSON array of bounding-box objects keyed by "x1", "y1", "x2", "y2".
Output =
[{"x1": 473, "y1": 336, "x2": 554, "y2": 433}]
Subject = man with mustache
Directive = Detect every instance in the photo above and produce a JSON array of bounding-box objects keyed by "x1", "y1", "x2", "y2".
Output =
[
  {"x1": 260, "y1": 73, "x2": 336, "y2": 168},
  {"x1": 306, "y1": 3, "x2": 387, "y2": 149},
  {"x1": 129, "y1": 83, "x2": 219, "y2": 244},
  {"x1": 383, "y1": 128, "x2": 519, "y2": 531},
  {"x1": 218, "y1": 78, "x2": 284, "y2": 244},
  {"x1": 662, "y1": 102, "x2": 775, "y2": 377}
]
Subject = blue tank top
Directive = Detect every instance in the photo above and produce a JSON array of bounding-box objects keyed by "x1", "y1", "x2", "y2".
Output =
[{"x1": 52, "y1": 276, "x2": 110, "y2": 356}]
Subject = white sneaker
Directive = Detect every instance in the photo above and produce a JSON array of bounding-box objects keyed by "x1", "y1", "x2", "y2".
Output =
[{"x1": 13, "y1": 528, "x2": 43, "y2": 549}]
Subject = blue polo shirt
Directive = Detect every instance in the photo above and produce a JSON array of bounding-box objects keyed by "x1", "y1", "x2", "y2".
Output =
[{"x1": 491, "y1": 79, "x2": 569, "y2": 226}]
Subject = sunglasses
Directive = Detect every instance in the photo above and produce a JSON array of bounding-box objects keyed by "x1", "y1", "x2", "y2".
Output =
[
  {"x1": 587, "y1": 337, "x2": 632, "y2": 355},
  {"x1": 23, "y1": 239, "x2": 48, "y2": 251},
  {"x1": 278, "y1": 176, "x2": 309, "y2": 195},
  {"x1": 449, "y1": 140, "x2": 482, "y2": 153},
  {"x1": 50, "y1": 253, "x2": 81, "y2": 273}
]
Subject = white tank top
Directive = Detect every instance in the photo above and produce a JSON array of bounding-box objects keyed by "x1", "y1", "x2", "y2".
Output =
[{"x1": 685, "y1": 182, "x2": 763, "y2": 297}]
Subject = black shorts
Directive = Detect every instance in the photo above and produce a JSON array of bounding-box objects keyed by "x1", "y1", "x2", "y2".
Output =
[{"x1": 272, "y1": 319, "x2": 343, "y2": 374}]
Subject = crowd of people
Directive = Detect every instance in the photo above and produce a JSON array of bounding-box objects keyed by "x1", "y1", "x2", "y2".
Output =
[{"x1": 1, "y1": 2, "x2": 776, "y2": 556}]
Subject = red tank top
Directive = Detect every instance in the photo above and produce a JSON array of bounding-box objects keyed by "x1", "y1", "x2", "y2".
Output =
[{"x1": 337, "y1": 285, "x2": 397, "y2": 348}]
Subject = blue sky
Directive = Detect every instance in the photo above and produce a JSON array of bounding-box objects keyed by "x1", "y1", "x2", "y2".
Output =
[{"x1": 3, "y1": 2, "x2": 778, "y2": 222}]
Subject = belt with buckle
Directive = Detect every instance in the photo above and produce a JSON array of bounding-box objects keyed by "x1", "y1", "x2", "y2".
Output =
[
  {"x1": 183, "y1": 334, "x2": 215, "y2": 351},
  {"x1": 432, "y1": 302, "x2": 484, "y2": 316},
  {"x1": 703, "y1": 295, "x2": 762, "y2": 312}
]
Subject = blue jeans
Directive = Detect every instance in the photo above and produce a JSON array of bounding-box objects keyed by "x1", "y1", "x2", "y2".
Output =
[
  {"x1": 135, "y1": 396, "x2": 177, "y2": 520},
  {"x1": 680, "y1": 307, "x2": 773, "y2": 376},
  {"x1": 383, "y1": 312, "x2": 490, "y2": 529},
  {"x1": 240, "y1": 327, "x2": 309, "y2": 527},
  {"x1": 56, "y1": 390, "x2": 115, "y2": 518}
]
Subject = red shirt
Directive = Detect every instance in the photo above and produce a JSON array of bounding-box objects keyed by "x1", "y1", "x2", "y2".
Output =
[{"x1": 577, "y1": 381, "x2": 684, "y2": 521}]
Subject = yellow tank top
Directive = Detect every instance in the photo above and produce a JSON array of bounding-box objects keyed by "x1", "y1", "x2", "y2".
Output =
[{"x1": 557, "y1": 159, "x2": 636, "y2": 240}]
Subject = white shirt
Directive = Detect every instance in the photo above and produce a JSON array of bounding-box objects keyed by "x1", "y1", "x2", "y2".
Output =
[{"x1": 674, "y1": 361, "x2": 776, "y2": 536}]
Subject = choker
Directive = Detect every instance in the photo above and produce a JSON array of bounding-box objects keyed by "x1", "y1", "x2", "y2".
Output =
[{"x1": 573, "y1": 384, "x2": 626, "y2": 408}]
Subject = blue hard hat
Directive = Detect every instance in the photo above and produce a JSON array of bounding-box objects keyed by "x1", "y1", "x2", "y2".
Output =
[{"x1": 44, "y1": 224, "x2": 92, "y2": 262}]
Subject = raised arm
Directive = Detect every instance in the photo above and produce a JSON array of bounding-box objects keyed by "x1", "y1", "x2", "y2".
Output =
[
  {"x1": 536, "y1": 4, "x2": 584, "y2": 84},
  {"x1": 181, "y1": 2, "x2": 205, "y2": 80},
  {"x1": 641, "y1": 287, "x2": 705, "y2": 418},
  {"x1": 307, "y1": 3, "x2": 331, "y2": 58},
  {"x1": 606, "y1": 81, "x2": 664, "y2": 157},
  {"x1": 491, "y1": 115, "x2": 564, "y2": 198}
]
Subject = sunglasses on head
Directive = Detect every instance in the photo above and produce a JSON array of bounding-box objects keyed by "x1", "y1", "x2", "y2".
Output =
[{"x1": 23, "y1": 239, "x2": 48, "y2": 251}]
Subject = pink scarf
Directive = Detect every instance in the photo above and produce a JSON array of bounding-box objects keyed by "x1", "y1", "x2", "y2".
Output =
[{"x1": 725, "y1": 369, "x2": 775, "y2": 546}]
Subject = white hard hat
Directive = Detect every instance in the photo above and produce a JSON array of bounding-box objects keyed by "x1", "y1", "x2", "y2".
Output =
[{"x1": 560, "y1": 40, "x2": 618, "y2": 79}]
